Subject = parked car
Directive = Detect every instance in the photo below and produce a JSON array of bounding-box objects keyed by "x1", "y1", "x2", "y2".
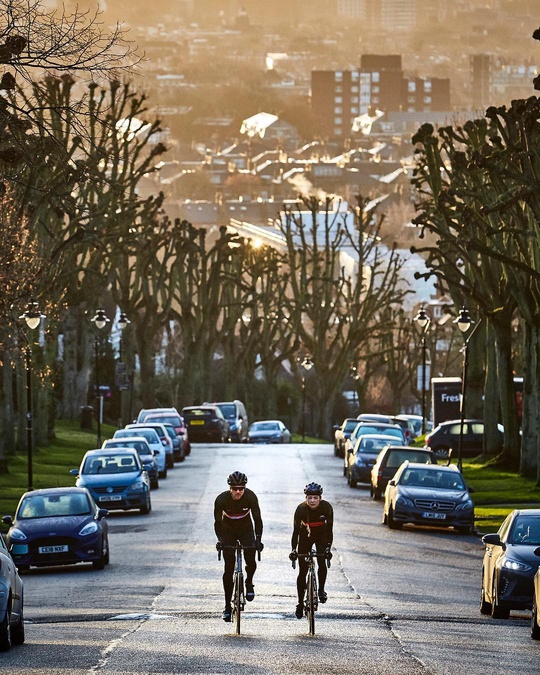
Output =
[
  {"x1": 383, "y1": 462, "x2": 475, "y2": 534},
  {"x1": 531, "y1": 560, "x2": 540, "y2": 639},
  {"x1": 114, "y1": 427, "x2": 167, "y2": 478},
  {"x1": 425, "y1": 419, "x2": 500, "y2": 459},
  {"x1": 248, "y1": 420, "x2": 291, "y2": 444},
  {"x1": 334, "y1": 418, "x2": 361, "y2": 457},
  {"x1": 481, "y1": 509, "x2": 540, "y2": 619},
  {"x1": 370, "y1": 445, "x2": 438, "y2": 500},
  {"x1": 357, "y1": 413, "x2": 412, "y2": 444},
  {"x1": 3, "y1": 487, "x2": 109, "y2": 572},
  {"x1": 144, "y1": 412, "x2": 191, "y2": 456},
  {"x1": 395, "y1": 414, "x2": 432, "y2": 440},
  {"x1": 0, "y1": 531, "x2": 24, "y2": 650},
  {"x1": 345, "y1": 434, "x2": 403, "y2": 487},
  {"x1": 160, "y1": 422, "x2": 185, "y2": 462},
  {"x1": 343, "y1": 422, "x2": 407, "y2": 471},
  {"x1": 126, "y1": 422, "x2": 175, "y2": 469},
  {"x1": 181, "y1": 405, "x2": 230, "y2": 443},
  {"x1": 136, "y1": 407, "x2": 178, "y2": 424},
  {"x1": 103, "y1": 437, "x2": 159, "y2": 489},
  {"x1": 207, "y1": 400, "x2": 248, "y2": 443},
  {"x1": 71, "y1": 448, "x2": 151, "y2": 514}
]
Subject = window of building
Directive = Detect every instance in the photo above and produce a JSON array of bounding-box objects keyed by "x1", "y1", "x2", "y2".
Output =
[
  {"x1": 351, "y1": 71, "x2": 359, "y2": 82},
  {"x1": 335, "y1": 71, "x2": 343, "y2": 82},
  {"x1": 335, "y1": 86, "x2": 343, "y2": 93},
  {"x1": 372, "y1": 96, "x2": 379, "y2": 104},
  {"x1": 334, "y1": 107, "x2": 342, "y2": 114},
  {"x1": 334, "y1": 127, "x2": 342, "y2": 135},
  {"x1": 424, "y1": 96, "x2": 431, "y2": 103},
  {"x1": 334, "y1": 96, "x2": 342, "y2": 103},
  {"x1": 351, "y1": 85, "x2": 358, "y2": 92},
  {"x1": 408, "y1": 81, "x2": 416, "y2": 92},
  {"x1": 372, "y1": 72, "x2": 380, "y2": 83},
  {"x1": 408, "y1": 96, "x2": 416, "y2": 103},
  {"x1": 372, "y1": 86, "x2": 379, "y2": 93},
  {"x1": 334, "y1": 117, "x2": 342, "y2": 124},
  {"x1": 351, "y1": 107, "x2": 358, "y2": 114},
  {"x1": 424, "y1": 80, "x2": 432, "y2": 92}
]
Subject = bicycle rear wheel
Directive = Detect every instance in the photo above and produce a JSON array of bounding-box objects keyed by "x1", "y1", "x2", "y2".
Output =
[
  {"x1": 306, "y1": 571, "x2": 316, "y2": 635},
  {"x1": 233, "y1": 572, "x2": 243, "y2": 635}
]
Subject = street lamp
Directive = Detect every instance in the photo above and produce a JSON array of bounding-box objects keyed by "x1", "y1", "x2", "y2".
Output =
[
  {"x1": 350, "y1": 365, "x2": 360, "y2": 413},
  {"x1": 414, "y1": 307, "x2": 431, "y2": 435},
  {"x1": 453, "y1": 307, "x2": 474, "y2": 472},
  {"x1": 117, "y1": 311, "x2": 131, "y2": 425},
  {"x1": 90, "y1": 308, "x2": 110, "y2": 447},
  {"x1": 19, "y1": 299, "x2": 45, "y2": 491},
  {"x1": 300, "y1": 356, "x2": 313, "y2": 443}
]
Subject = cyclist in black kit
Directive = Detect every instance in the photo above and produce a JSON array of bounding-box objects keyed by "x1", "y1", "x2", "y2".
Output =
[
  {"x1": 289, "y1": 482, "x2": 333, "y2": 619},
  {"x1": 214, "y1": 471, "x2": 263, "y2": 622}
]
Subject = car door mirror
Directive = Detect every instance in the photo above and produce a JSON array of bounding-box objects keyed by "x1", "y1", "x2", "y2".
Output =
[
  {"x1": 468, "y1": 485, "x2": 475, "y2": 493},
  {"x1": 534, "y1": 547, "x2": 540, "y2": 557},
  {"x1": 2, "y1": 515, "x2": 13, "y2": 526},
  {"x1": 70, "y1": 468, "x2": 79, "y2": 476},
  {"x1": 482, "y1": 533, "x2": 505, "y2": 549},
  {"x1": 388, "y1": 479, "x2": 396, "y2": 487},
  {"x1": 97, "y1": 509, "x2": 109, "y2": 520},
  {"x1": 348, "y1": 448, "x2": 353, "y2": 454}
]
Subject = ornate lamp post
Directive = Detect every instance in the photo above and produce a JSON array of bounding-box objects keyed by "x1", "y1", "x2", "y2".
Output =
[
  {"x1": 19, "y1": 299, "x2": 45, "y2": 491},
  {"x1": 350, "y1": 365, "x2": 360, "y2": 413},
  {"x1": 414, "y1": 307, "x2": 431, "y2": 435},
  {"x1": 300, "y1": 356, "x2": 313, "y2": 443},
  {"x1": 90, "y1": 308, "x2": 110, "y2": 447},
  {"x1": 117, "y1": 311, "x2": 131, "y2": 425},
  {"x1": 454, "y1": 307, "x2": 474, "y2": 472}
]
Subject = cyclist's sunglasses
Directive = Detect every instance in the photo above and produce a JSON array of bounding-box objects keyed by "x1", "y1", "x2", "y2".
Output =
[{"x1": 230, "y1": 486, "x2": 245, "y2": 491}]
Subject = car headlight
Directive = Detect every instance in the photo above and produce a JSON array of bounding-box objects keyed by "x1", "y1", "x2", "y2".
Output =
[
  {"x1": 456, "y1": 499, "x2": 474, "y2": 511},
  {"x1": 396, "y1": 495, "x2": 414, "y2": 508},
  {"x1": 79, "y1": 521, "x2": 99, "y2": 536},
  {"x1": 502, "y1": 558, "x2": 532, "y2": 572},
  {"x1": 9, "y1": 528, "x2": 27, "y2": 541},
  {"x1": 129, "y1": 481, "x2": 146, "y2": 491}
]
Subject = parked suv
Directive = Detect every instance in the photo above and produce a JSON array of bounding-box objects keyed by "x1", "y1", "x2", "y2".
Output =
[
  {"x1": 205, "y1": 400, "x2": 248, "y2": 443},
  {"x1": 182, "y1": 405, "x2": 230, "y2": 443},
  {"x1": 370, "y1": 445, "x2": 437, "y2": 500}
]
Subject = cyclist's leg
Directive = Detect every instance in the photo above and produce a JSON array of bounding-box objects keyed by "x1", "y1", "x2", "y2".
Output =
[
  {"x1": 221, "y1": 533, "x2": 237, "y2": 607},
  {"x1": 315, "y1": 540, "x2": 328, "y2": 602},
  {"x1": 240, "y1": 529, "x2": 256, "y2": 588}
]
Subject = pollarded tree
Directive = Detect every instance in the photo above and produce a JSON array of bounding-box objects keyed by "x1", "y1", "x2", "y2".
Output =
[{"x1": 278, "y1": 194, "x2": 409, "y2": 439}]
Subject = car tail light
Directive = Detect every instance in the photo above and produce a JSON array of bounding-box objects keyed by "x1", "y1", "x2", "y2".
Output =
[
  {"x1": 378, "y1": 470, "x2": 383, "y2": 479},
  {"x1": 425, "y1": 437, "x2": 431, "y2": 446}
]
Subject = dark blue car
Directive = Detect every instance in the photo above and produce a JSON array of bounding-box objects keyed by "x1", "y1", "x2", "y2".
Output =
[{"x1": 3, "y1": 487, "x2": 109, "y2": 571}]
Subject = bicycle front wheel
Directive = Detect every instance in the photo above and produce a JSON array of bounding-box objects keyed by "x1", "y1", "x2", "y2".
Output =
[
  {"x1": 306, "y1": 571, "x2": 316, "y2": 635},
  {"x1": 233, "y1": 572, "x2": 243, "y2": 635}
]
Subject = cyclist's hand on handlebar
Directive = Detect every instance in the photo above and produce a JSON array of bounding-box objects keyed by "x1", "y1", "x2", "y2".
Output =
[
  {"x1": 216, "y1": 541, "x2": 223, "y2": 552},
  {"x1": 289, "y1": 550, "x2": 298, "y2": 561},
  {"x1": 324, "y1": 547, "x2": 333, "y2": 560},
  {"x1": 256, "y1": 537, "x2": 264, "y2": 552}
]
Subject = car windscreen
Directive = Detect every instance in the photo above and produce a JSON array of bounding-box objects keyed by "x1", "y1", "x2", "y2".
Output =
[
  {"x1": 508, "y1": 516, "x2": 540, "y2": 545},
  {"x1": 218, "y1": 404, "x2": 236, "y2": 419},
  {"x1": 387, "y1": 451, "x2": 433, "y2": 468},
  {"x1": 117, "y1": 429, "x2": 159, "y2": 444},
  {"x1": 18, "y1": 493, "x2": 91, "y2": 519},
  {"x1": 252, "y1": 422, "x2": 279, "y2": 431},
  {"x1": 358, "y1": 437, "x2": 398, "y2": 453},
  {"x1": 105, "y1": 440, "x2": 151, "y2": 456},
  {"x1": 344, "y1": 420, "x2": 359, "y2": 432},
  {"x1": 400, "y1": 468, "x2": 465, "y2": 490},
  {"x1": 162, "y1": 425, "x2": 178, "y2": 439},
  {"x1": 82, "y1": 454, "x2": 139, "y2": 474},
  {"x1": 184, "y1": 409, "x2": 213, "y2": 418},
  {"x1": 146, "y1": 415, "x2": 182, "y2": 427}
]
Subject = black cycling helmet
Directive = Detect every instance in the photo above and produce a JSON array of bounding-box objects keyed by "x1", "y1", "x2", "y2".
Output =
[
  {"x1": 228, "y1": 471, "x2": 248, "y2": 486},
  {"x1": 304, "y1": 482, "x2": 323, "y2": 496}
]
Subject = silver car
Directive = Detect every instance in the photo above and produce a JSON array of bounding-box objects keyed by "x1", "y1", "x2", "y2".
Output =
[
  {"x1": 0, "y1": 531, "x2": 24, "y2": 651},
  {"x1": 383, "y1": 462, "x2": 475, "y2": 534}
]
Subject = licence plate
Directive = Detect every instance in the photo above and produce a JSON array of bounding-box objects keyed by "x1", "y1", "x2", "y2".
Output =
[
  {"x1": 100, "y1": 495, "x2": 122, "y2": 501},
  {"x1": 39, "y1": 545, "x2": 68, "y2": 554},
  {"x1": 190, "y1": 420, "x2": 205, "y2": 425},
  {"x1": 422, "y1": 512, "x2": 446, "y2": 520}
]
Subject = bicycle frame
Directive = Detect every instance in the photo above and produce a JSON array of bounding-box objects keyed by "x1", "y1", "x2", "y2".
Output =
[
  {"x1": 218, "y1": 541, "x2": 260, "y2": 635},
  {"x1": 292, "y1": 548, "x2": 330, "y2": 636}
]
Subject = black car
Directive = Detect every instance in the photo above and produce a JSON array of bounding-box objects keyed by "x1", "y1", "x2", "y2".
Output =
[
  {"x1": 182, "y1": 405, "x2": 230, "y2": 443},
  {"x1": 370, "y1": 445, "x2": 438, "y2": 500},
  {"x1": 481, "y1": 509, "x2": 540, "y2": 619},
  {"x1": 345, "y1": 434, "x2": 403, "y2": 487},
  {"x1": 3, "y1": 487, "x2": 109, "y2": 571},
  {"x1": 424, "y1": 419, "x2": 501, "y2": 459}
]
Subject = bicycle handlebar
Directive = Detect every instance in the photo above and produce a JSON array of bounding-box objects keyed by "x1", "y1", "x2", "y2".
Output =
[
  {"x1": 291, "y1": 551, "x2": 331, "y2": 569},
  {"x1": 217, "y1": 543, "x2": 262, "y2": 561}
]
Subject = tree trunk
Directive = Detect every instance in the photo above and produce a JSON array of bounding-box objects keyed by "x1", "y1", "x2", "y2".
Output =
[
  {"x1": 521, "y1": 322, "x2": 539, "y2": 479},
  {"x1": 59, "y1": 306, "x2": 92, "y2": 419}
]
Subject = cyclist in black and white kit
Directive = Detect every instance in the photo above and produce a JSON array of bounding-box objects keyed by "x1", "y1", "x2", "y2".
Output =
[
  {"x1": 214, "y1": 471, "x2": 263, "y2": 622},
  {"x1": 289, "y1": 482, "x2": 333, "y2": 619}
]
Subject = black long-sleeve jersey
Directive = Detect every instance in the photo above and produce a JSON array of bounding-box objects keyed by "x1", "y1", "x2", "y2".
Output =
[
  {"x1": 214, "y1": 487, "x2": 263, "y2": 541},
  {"x1": 291, "y1": 499, "x2": 333, "y2": 550}
]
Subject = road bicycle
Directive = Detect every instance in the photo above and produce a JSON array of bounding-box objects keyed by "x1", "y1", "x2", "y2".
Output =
[
  {"x1": 218, "y1": 541, "x2": 261, "y2": 635},
  {"x1": 292, "y1": 548, "x2": 331, "y2": 635}
]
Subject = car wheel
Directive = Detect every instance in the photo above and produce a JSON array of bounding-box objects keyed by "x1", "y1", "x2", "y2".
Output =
[
  {"x1": 348, "y1": 472, "x2": 357, "y2": 488},
  {"x1": 0, "y1": 604, "x2": 12, "y2": 652},
  {"x1": 334, "y1": 444, "x2": 339, "y2": 456},
  {"x1": 92, "y1": 552, "x2": 106, "y2": 570},
  {"x1": 178, "y1": 447, "x2": 185, "y2": 463},
  {"x1": 434, "y1": 446, "x2": 450, "y2": 459},
  {"x1": 151, "y1": 478, "x2": 159, "y2": 489},
  {"x1": 140, "y1": 493, "x2": 152, "y2": 515},
  {"x1": 185, "y1": 442, "x2": 191, "y2": 456},
  {"x1": 167, "y1": 455, "x2": 174, "y2": 469},
  {"x1": 491, "y1": 578, "x2": 510, "y2": 619},
  {"x1": 372, "y1": 488, "x2": 382, "y2": 501},
  {"x1": 104, "y1": 537, "x2": 110, "y2": 565},
  {"x1": 480, "y1": 576, "x2": 492, "y2": 615},
  {"x1": 531, "y1": 596, "x2": 540, "y2": 639},
  {"x1": 11, "y1": 596, "x2": 24, "y2": 646},
  {"x1": 458, "y1": 525, "x2": 473, "y2": 535},
  {"x1": 387, "y1": 507, "x2": 402, "y2": 530},
  {"x1": 159, "y1": 467, "x2": 167, "y2": 479},
  {"x1": 343, "y1": 463, "x2": 347, "y2": 477},
  {"x1": 382, "y1": 509, "x2": 388, "y2": 525},
  {"x1": 16, "y1": 564, "x2": 29, "y2": 573}
]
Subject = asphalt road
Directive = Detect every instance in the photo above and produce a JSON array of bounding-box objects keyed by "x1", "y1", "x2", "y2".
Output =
[{"x1": 2, "y1": 442, "x2": 539, "y2": 674}]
